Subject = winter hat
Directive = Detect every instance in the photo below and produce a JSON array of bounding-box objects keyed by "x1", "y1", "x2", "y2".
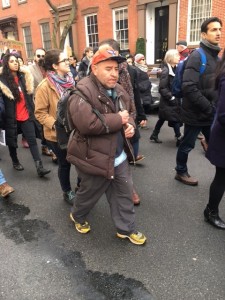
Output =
[
  {"x1": 176, "y1": 40, "x2": 187, "y2": 46},
  {"x1": 134, "y1": 53, "x2": 145, "y2": 63}
]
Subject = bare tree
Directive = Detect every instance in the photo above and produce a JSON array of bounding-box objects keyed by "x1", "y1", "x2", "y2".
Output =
[{"x1": 46, "y1": 0, "x2": 77, "y2": 49}]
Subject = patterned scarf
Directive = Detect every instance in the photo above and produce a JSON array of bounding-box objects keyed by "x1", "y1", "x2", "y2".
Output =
[
  {"x1": 119, "y1": 62, "x2": 134, "y2": 101},
  {"x1": 46, "y1": 71, "x2": 75, "y2": 96}
]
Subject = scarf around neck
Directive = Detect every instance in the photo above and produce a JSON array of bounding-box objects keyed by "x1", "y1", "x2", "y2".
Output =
[
  {"x1": 46, "y1": 71, "x2": 75, "y2": 96},
  {"x1": 134, "y1": 61, "x2": 148, "y2": 73},
  {"x1": 201, "y1": 39, "x2": 221, "y2": 52}
]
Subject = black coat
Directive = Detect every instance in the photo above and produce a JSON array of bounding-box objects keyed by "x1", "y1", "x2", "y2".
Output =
[
  {"x1": 134, "y1": 66, "x2": 152, "y2": 107},
  {"x1": 158, "y1": 64, "x2": 181, "y2": 122},
  {"x1": 181, "y1": 42, "x2": 220, "y2": 126},
  {"x1": 0, "y1": 68, "x2": 42, "y2": 147}
]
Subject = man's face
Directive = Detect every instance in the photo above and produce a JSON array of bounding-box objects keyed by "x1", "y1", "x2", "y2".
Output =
[
  {"x1": 34, "y1": 49, "x2": 45, "y2": 64},
  {"x1": 201, "y1": 21, "x2": 222, "y2": 45},
  {"x1": 86, "y1": 50, "x2": 93, "y2": 59},
  {"x1": 176, "y1": 45, "x2": 185, "y2": 53},
  {"x1": 92, "y1": 60, "x2": 119, "y2": 89}
]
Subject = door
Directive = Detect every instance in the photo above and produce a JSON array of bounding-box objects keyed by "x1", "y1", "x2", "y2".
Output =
[{"x1": 155, "y1": 5, "x2": 169, "y2": 64}]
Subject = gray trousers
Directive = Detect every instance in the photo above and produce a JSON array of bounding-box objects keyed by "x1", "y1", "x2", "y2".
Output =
[{"x1": 72, "y1": 160, "x2": 136, "y2": 234}]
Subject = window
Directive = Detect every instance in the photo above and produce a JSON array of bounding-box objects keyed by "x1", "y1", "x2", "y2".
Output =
[
  {"x1": 18, "y1": 0, "x2": 27, "y2": 3},
  {"x1": 40, "y1": 23, "x2": 51, "y2": 51},
  {"x1": 2, "y1": 0, "x2": 10, "y2": 8},
  {"x1": 23, "y1": 26, "x2": 33, "y2": 58},
  {"x1": 113, "y1": 7, "x2": 128, "y2": 50},
  {"x1": 85, "y1": 14, "x2": 99, "y2": 48},
  {"x1": 188, "y1": 0, "x2": 212, "y2": 44}
]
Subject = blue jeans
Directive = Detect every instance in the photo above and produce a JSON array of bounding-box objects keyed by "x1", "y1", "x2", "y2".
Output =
[
  {"x1": 0, "y1": 169, "x2": 6, "y2": 185},
  {"x1": 46, "y1": 141, "x2": 71, "y2": 192},
  {"x1": 175, "y1": 124, "x2": 210, "y2": 174}
]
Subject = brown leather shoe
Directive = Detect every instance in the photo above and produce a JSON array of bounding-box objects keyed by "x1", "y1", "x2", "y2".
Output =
[
  {"x1": 0, "y1": 183, "x2": 15, "y2": 197},
  {"x1": 132, "y1": 189, "x2": 140, "y2": 205},
  {"x1": 175, "y1": 172, "x2": 198, "y2": 186},
  {"x1": 42, "y1": 146, "x2": 52, "y2": 156}
]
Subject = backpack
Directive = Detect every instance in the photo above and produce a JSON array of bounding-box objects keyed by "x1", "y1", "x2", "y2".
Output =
[
  {"x1": 172, "y1": 48, "x2": 207, "y2": 98},
  {"x1": 55, "y1": 88, "x2": 109, "y2": 150}
]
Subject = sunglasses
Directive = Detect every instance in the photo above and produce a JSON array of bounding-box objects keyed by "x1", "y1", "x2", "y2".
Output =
[
  {"x1": 36, "y1": 54, "x2": 45, "y2": 58},
  {"x1": 58, "y1": 58, "x2": 70, "y2": 64}
]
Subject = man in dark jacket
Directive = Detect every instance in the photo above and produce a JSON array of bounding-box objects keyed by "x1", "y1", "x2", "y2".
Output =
[
  {"x1": 67, "y1": 45, "x2": 146, "y2": 245},
  {"x1": 175, "y1": 17, "x2": 222, "y2": 186},
  {"x1": 78, "y1": 47, "x2": 93, "y2": 79},
  {"x1": 176, "y1": 40, "x2": 190, "y2": 61}
]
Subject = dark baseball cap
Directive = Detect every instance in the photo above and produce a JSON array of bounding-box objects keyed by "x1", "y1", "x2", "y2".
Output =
[{"x1": 176, "y1": 40, "x2": 187, "y2": 46}]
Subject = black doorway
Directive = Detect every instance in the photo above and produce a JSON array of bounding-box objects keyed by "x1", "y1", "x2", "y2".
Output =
[{"x1": 155, "y1": 5, "x2": 169, "y2": 64}]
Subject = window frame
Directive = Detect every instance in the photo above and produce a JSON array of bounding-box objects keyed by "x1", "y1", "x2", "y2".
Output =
[
  {"x1": 22, "y1": 26, "x2": 33, "y2": 59},
  {"x1": 84, "y1": 13, "x2": 99, "y2": 48},
  {"x1": 40, "y1": 22, "x2": 51, "y2": 51},
  {"x1": 112, "y1": 6, "x2": 129, "y2": 51},
  {"x1": 187, "y1": 0, "x2": 212, "y2": 45},
  {"x1": 2, "y1": 0, "x2": 10, "y2": 8}
]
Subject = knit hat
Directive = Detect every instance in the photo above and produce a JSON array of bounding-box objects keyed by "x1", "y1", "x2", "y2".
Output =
[
  {"x1": 91, "y1": 45, "x2": 125, "y2": 66},
  {"x1": 134, "y1": 53, "x2": 145, "y2": 63},
  {"x1": 176, "y1": 40, "x2": 187, "y2": 46}
]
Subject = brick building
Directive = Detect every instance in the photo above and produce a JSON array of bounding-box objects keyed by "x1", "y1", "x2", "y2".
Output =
[{"x1": 0, "y1": 0, "x2": 224, "y2": 65}]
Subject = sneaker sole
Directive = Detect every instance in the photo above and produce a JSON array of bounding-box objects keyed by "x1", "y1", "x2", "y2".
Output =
[
  {"x1": 117, "y1": 233, "x2": 146, "y2": 245},
  {"x1": 175, "y1": 175, "x2": 198, "y2": 186},
  {"x1": 1, "y1": 189, "x2": 15, "y2": 197},
  {"x1": 69, "y1": 213, "x2": 90, "y2": 234}
]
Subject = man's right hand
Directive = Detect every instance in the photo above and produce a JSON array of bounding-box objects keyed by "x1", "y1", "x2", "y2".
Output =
[{"x1": 118, "y1": 110, "x2": 129, "y2": 124}]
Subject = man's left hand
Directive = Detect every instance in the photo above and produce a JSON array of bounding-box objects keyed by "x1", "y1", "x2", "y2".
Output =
[{"x1": 124, "y1": 123, "x2": 135, "y2": 138}]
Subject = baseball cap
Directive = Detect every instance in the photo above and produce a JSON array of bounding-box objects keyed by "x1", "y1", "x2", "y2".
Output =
[
  {"x1": 176, "y1": 40, "x2": 187, "y2": 46},
  {"x1": 91, "y1": 45, "x2": 126, "y2": 66}
]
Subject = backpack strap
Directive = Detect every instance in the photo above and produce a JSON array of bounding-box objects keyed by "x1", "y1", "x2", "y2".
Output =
[
  {"x1": 196, "y1": 48, "x2": 207, "y2": 75},
  {"x1": 69, "y1": 89, "x2": 110, "y2": 134}
]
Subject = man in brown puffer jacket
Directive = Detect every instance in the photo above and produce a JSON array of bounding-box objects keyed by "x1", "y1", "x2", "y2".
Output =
[{"x1": 67, "y1": 45, "x2": 146, "y2": 245}]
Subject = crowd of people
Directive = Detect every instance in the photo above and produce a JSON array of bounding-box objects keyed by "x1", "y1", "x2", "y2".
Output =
[{"x1": 0, "y1": 16, "x2": 225, "y2": 245}]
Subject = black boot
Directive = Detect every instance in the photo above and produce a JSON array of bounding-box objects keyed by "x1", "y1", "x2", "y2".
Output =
[
  {"x1": 150, "y1": 130, "x2": 162, "y2": 143},
  {"x1": 35, "y1": 161, "x2": 51, "y2": 177},
  {"x1": 204, "y1": 206, "x2": 225, "y2": 229}
]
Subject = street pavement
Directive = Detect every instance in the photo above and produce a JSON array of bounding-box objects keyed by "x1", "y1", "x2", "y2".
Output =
[{"x1": 0, "y1": 114, "x2": 225, "y2": 300}]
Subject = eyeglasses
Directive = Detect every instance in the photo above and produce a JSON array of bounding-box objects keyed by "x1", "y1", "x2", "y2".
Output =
[
  {"x1": 58, "y1": 58, "x2": 70, "y2": 64},
  {"x1": 140, "y1": 58, "x2": 145, "y2": 61},
  {"x1": 36, "y1": 54, "x2": 45, "y2": 58}
]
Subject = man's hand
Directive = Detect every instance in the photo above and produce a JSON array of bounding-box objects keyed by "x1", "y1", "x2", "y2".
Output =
[
  {"x1": 124, "y1": 123, "x2": 135, "y2": 138},
  {"x1": 139, "y1": 120, "x2": 147, "y2": 127},
  {"x1": 118, "y1": 110, "x2": 129, "y2": 124}
]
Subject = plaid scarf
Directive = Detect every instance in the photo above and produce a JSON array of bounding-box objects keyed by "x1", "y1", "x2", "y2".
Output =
[{"x1": 46, "y1": 71, "x2": 75, "y2": 96}]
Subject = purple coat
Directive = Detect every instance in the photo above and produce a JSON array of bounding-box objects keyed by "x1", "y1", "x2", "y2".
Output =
[{"x1": 206, "y1": 76, "x2": 225, "y2": 168}]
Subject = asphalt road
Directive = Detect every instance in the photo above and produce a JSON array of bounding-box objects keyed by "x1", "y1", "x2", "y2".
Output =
[{"x1": 0, "y1": 114, "x2": 225, "y2": 300}]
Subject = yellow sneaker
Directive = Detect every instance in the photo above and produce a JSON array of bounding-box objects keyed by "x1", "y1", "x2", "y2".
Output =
[
  {"x1": 117, "y1": 231, "x2": 147, "y2": 245},
  {"x1": 69, "y1": 213, "x2": 90, "y2": 234}
]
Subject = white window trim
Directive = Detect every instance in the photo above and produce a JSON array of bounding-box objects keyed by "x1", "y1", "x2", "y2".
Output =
[
  {"x1": 84, "y1": 13, "x2": 98, "y2": 47},
  {"x1": 112, "y1": 6, "x2": 128, "y2": 50},
  {"x1": 2, "y1": 0, "x2": 10, "y2": 8},
  {"x1": 187, "y1": 0, "x2": 212, "y2": 45}
]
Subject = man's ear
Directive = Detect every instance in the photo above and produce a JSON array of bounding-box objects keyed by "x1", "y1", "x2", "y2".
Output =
[
  {"x1": 91, "y1": 64, "x2": 97, "y2": 75},
  {"x1": 201, "y1": 32, "x2": 206, "y2": 39}
]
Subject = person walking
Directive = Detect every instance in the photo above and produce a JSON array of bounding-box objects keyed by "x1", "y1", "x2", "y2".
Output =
[
  {"x1": 29, "y1": 48, "x2": 56, "y2": 161},
  {"x1": 204, "y1": 48, "x2": 225, "y2": 229},
  {"x1": 67, "y1": 45, "x2": 146, "y2": 245},
  {"x1": 150, "y1": 49, "x2": 182, "y2": 146},
  {"x1": 176, "y1": 40, "x2": 190, "y2": 61},
  {"x1": 175, "y1": 17, "x2": 222, "y2": 186},
  {"x1": 34, "y1": 49, "x2": 76, "y2": 205},
  {"x1": 0, "y1": 53, "x2": 50, "y2": 177},
  {"x1": 78, "y1": 47, "x2": 93, "y2": 80}
]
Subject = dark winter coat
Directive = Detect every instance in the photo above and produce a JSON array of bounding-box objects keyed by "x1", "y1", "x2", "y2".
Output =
[
  {"x1": 158, "y1": 64, "x2": 181, "y2": 122},
  {"x1": 0, "y1": 94, "x2": 5, "y2": 128},
  {"x1": 78, "y1": 56, "x2": 90, "y2": 79},
  {"x1": 181, "y1": 42, "x2": 220, "y2": 126},
  {"x1": 66, "y1": 73, "x2": 136, "y2": 179},
  {"x1": 134, "y1": 67, "x2": 152, "y2": 107},
  {"x1": 206, "y1": 76, "x2": 225, "y2": 168},
  {"x1": 0, "y1": 67, "x2": 42, "y2": 147}
]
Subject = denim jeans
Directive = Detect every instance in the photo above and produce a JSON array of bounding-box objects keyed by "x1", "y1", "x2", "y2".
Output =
[
  {"x1": 0, "y1": 169, "x2": 6, "y2": 185},
  {"x1": 46, "y1": 141, "x2": 71, "y2": 192},
  {"x1": 175, "y1": 124, "x2": 210, "y2": 174}
]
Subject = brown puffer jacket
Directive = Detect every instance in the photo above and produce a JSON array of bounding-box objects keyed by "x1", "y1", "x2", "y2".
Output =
[{"x1": 66, "y1": 73, "x2": 135, "y2": 179}]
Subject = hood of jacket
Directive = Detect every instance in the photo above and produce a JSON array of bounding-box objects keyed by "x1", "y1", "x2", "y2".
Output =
[{"x1": 0, "y1": 66, "x2": 34, "y2": 100}]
